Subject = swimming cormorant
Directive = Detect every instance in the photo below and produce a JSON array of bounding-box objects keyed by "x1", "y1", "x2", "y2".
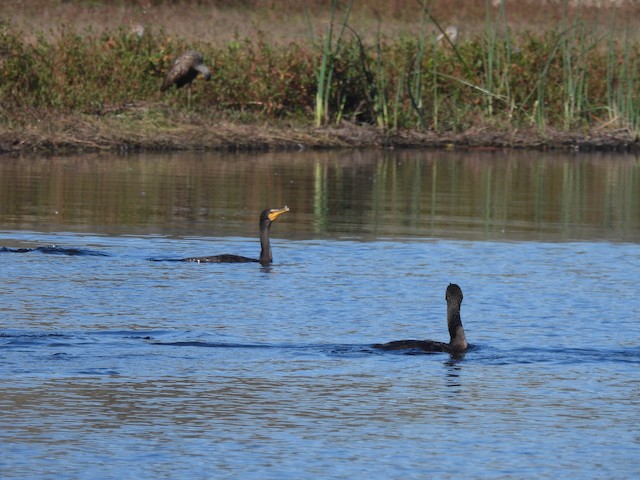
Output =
[
  {"x1": 180, "y1": 206, "x2": 289, "y2": 265},
  {"x1": 373, "y1": 283, "x2": 467, "y2": 354}
]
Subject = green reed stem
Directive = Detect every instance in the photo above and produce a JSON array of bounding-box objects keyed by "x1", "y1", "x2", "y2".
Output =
[{"x1": 314, "y1": 0, "x2": 354, "y2": 127}]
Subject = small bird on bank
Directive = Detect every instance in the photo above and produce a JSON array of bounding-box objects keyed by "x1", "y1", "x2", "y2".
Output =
[
  {"x1": 160, "y1": 50, "x2": 211, "y2": 92},
  {"x1": 436, "y1": 25, "x2": 458, "y2": 47}
]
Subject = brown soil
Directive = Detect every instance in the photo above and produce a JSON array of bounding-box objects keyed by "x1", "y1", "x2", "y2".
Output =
[{"x1": 1, "y1": 113, "x2": 638, "y2": 155}]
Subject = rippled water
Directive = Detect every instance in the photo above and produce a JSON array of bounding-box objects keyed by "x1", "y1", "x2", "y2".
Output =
[{"x1": 1, "y1": 150, "x2": 640, "y2": 479}]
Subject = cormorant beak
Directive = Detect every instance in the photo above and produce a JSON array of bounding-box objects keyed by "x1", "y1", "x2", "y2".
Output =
[{"x1": 267, "y1": 206, "x2": 290, "y2": 222}]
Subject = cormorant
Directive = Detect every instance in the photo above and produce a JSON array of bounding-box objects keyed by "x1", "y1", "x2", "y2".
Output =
[
  {"x1": 373, "y1": 283, "x2": 468, "y2": 354},
  {"x1": 180, "y1": 206, "x2": 289, "y2": 265}
]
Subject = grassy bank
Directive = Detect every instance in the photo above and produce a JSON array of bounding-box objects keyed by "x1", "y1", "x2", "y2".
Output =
[{"x1": 2, "y1": 1, "x2": 640, "y2": 153}]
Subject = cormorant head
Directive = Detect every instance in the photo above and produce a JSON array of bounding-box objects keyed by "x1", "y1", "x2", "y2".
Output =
[
  {"x1": 446, "y1": 283, "x2": 463, "y2": 304},
  {"x1": 260, "y1": 206, "x2": 290, "y2": 226}
]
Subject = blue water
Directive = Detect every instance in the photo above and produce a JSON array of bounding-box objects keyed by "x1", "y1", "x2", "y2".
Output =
[{"x1": 2, "y1": 229, "x2": 639, "y2": 479}]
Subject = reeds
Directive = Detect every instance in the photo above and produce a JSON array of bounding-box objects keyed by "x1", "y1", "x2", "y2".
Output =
[
  {"x1": 1, "y1": 3, "x2": 640, "y2": 137},
  {"x1": 312, "y1": 0, "x2": 354, "y2": 127},
  {"x1": 605, "y1": 26, "x2": 640, "y2": 135}
]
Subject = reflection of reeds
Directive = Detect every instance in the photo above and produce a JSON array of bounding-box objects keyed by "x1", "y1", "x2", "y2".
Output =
[{"x1": 2, "y1": 152, "x2": 638, "y2": 240}]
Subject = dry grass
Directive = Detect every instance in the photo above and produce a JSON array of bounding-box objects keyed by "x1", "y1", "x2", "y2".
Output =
[{"x1": 5, "y1": 0, "x2": 640, "y2": 45}]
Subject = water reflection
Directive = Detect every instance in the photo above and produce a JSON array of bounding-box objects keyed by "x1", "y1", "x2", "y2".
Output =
[{"x1": 1, "y1": 149, "x2": 639, "y2": 242}]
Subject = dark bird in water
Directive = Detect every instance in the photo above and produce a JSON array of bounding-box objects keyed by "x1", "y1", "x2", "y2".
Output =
[
  {"x1": 373, "y1": 283, "x2": 468, "y2": 354},
  {"x1": 160, "y1": 50, "x2": 211, "y2": 92},
  {"x1": 180, "y1": 206, "x2": 290, "y2": 265}
]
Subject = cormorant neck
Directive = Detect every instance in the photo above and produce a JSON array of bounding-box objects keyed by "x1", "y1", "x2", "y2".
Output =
[
  {"x1": 447, "y1": 303, "x2": 467, "y2": 351},
  {"x1": 259, "y1": 221, "x2": 272, "y2": 264}
]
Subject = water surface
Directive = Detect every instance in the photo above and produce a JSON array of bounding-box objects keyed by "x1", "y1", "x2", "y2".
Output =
[{"x1": 1, "y1": 149, "x2": 639, "y2": 479}]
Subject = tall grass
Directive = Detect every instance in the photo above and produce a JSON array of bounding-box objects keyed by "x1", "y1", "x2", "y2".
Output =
[
  {"x1": 606, "y1": 27, "x2": 640, "y2": 135},
  {"x1": 2, "y1": 4, "x2": 640, "y2": 137},
  {"x1": 311, "y1": 0, "x2": 354, "y2": 127},
  {"x1": 406, "y1": 1, "x2": 430, "y2": 128}
]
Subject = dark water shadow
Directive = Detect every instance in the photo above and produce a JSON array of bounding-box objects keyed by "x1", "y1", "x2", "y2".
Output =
[
  {"x1": 469, "y1": 344, "x2": 640, "y2": 366},
  {"x1": 147, "y1": 338, "x2": 640, "y2": 365},
  {"x1": 4, "y1": 331, "x2": 638, "y2": 365},
  {"x1": 0, "y1": 331, "x2": 72, "y2": 347},
  {"x1": 151, "y1": 338, "x2": 473, "y2": 359},
  {"x1": 1, "y1": 245, "x2": 110, "y2": 257}
]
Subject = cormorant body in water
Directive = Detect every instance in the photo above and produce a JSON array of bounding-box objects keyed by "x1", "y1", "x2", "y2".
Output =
[
  {"x1": 179, "y1": 206, "x2": 289, "y2": 265},
  {"x1": 373, "y1": 283, "x2": 467, "y2": 354}
]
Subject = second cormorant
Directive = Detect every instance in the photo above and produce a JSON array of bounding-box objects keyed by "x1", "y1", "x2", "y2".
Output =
[{"x1": 373, "y1": 283, "x2": 468, "y2": 354}]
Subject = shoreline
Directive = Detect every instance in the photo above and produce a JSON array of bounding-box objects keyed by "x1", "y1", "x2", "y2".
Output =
[{"x1": 2, "y1": 119, "x2": 639, "y2": 155}]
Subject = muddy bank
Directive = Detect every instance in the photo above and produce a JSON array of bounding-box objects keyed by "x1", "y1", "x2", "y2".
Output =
[{"x1": 1, "y1": 115, "x2": 639, "y2": 155}]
